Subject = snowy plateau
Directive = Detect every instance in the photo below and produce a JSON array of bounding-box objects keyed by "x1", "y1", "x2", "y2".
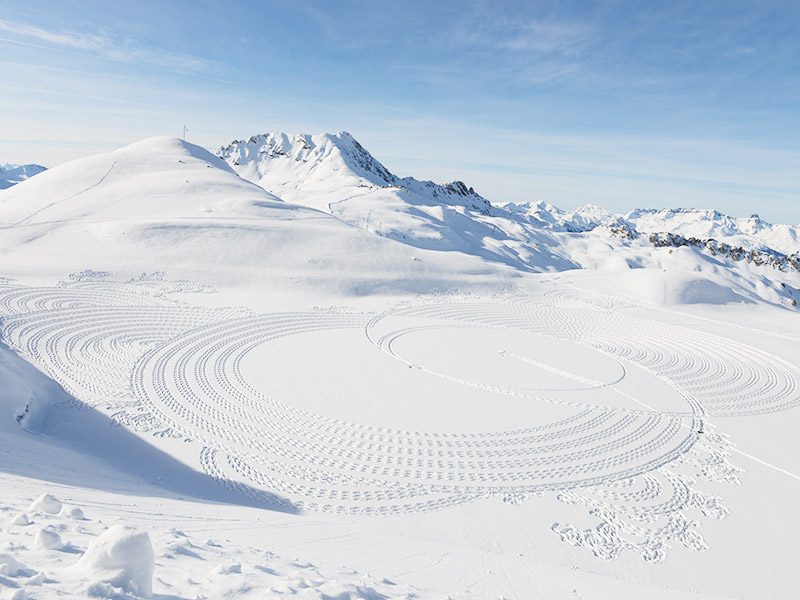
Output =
[{"x1": 0, "y1": 132, "x2": 799, "y2": 600}]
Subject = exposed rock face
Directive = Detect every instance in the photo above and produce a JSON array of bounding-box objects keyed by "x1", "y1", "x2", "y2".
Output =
[{"x1": 648, "y1": 232, "x2": 800, "y2": 272}]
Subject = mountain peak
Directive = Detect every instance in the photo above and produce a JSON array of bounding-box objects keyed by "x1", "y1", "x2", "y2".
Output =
[
  {"x1": 217, "y1": 132, "x2": 491, "y2": 215},
  {"x1": 218, "y1": 132, "x2": 397, "y2": 186}
]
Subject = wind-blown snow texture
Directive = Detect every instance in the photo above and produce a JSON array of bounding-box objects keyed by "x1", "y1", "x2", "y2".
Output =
[{"x1": 1, "y1": 133, "x2": 799, "y2": 600}]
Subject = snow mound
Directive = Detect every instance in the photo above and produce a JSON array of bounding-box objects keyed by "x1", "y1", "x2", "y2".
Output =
[
  {"x1": 0, "y1": 553, "x2": 34, "y2": 577},
  {"x1": 74, "y1": 525, "x2": 154, "y2": 598},
  {"x1": 29, "y1": 493, "x2": 62, "y2": 514},
  {"x1": 60, "y1": 506, "x2": 85, "y2": 520},
  {"x1": 11, "y1": 513, "x2": 30, "y2": 526},
  {"x1": 35, "y1": 527, "x2": 64, "y2": 550}
]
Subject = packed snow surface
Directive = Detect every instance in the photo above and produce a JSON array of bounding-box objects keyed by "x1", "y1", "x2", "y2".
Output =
[{"x1": 1, "y1": 134, "x2": 800, "y2": 599}]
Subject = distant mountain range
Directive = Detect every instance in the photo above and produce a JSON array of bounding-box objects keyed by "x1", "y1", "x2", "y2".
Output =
[{"x1": 0, "y1": 163, "x2": 46, "y2": 189}]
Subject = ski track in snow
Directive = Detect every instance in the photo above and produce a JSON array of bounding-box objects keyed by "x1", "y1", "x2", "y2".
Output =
[
  {"x1": 10, "y1": 159, "x2": 119, "y2": 227},
  {"x1": 1, "y1": 276, "x2": 799, "y2": 561}
]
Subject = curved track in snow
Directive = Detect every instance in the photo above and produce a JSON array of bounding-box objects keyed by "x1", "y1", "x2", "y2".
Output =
[{"x1": 1, "y1": 280, "x2": 798, "y2": 518}]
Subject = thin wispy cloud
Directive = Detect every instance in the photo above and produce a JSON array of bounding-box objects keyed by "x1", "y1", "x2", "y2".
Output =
[
  {"x1": 0, "y1": 19, "x2": 106, "y2": 50},
  {"x1": 0, "y1": 1, "x2": 797, "y2": 222},
  {"x1": 500, "y1": 20, "x2": 594, "y2": 54},
  {"x1": 0, "y1": 18, "x2": 213, "y2": 74}
]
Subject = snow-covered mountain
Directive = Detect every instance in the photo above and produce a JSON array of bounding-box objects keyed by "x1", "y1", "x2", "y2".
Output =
[
  {"x1": 3, "y1": 133, "x2": 800, "y2": 600},
  {"x1": 1, "y1": 133, "x2": 796, "y2": 308},
  {"x1": 0, "y1": 162, "x2": 46, "y2": 189},
  {"x1": 218, "y1": 133, "x2": 579, "y2": 273},
  {"x1": 217, "y1": 131, "x2": 799, "y2": 308},
  {"x1": 0, "y1": 136, "x2": 520, "y2": 296},
  {"x1": 218, "y1": 132, "x2": 492, "y2": 213},
  {"x1": 219, "y1": 132, "x2": 800, "y2": 258},
  {"x1": 501, "y1": 200, "x2": 618, "y2": 232}
]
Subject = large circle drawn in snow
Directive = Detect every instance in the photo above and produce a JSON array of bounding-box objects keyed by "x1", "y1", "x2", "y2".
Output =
[
  {"x1": 131, "y1": 303, "x2": 698, "y2": 514},
  {"x1": 380, "y1": 325, "x2": 627, "y2": 392}
]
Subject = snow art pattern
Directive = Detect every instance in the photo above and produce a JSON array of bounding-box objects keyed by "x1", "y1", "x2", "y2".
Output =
[{"x1": 2, "y1": 275, "x2": 797, "y2": 561}]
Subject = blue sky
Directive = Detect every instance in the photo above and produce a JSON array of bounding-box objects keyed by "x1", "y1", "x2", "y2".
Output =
[{"x1": 1, "y1": 0, "x2": 798, "y2": 222}]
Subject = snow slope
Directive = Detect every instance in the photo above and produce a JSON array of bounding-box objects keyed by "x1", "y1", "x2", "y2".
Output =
[{"x1": 0, "y1": 163, "x2": 46, "y2": 189}]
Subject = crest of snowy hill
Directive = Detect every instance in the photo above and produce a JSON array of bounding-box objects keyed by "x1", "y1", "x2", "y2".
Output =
[
  {"x1": 0, "y1": 163, "x2": 46, "y2": 189},
  {"x1": 0, "y1": 136, "x2": 523, "y2": 294}
]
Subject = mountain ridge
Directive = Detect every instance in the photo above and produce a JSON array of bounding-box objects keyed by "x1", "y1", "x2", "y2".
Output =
[
  {"x1": 218, "y1": 132, "x2": 799, "y2": 255},
  {"x1": 218, "y1": 132, "x2": 492, "y2": 214},
  {"x1": 0, "y1": 162, "x2": 47, "y2": 189}
]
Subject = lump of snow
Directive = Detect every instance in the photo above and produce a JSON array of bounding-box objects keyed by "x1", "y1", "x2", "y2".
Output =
[
  {"x1": 75, "y1": 524, "x2": 154, "y2": 598},
  {"x1": 163, "y1": 541, "x2": 203, "y2": 559},
  {"x1": 35, "y1": 527, "x2": 64, "y2": 550},
  {"x1": 29, "y1": 493, "x2": 62, "y2": 515},
  {"x1": 60, "y1": 506, "x2": 85, "y2": 520},
  {"x1": 7, "y1": 589, "x2": 28, "y2": 600},
  {"x1": 11, "y1": 513, "x2": 30, "y2": 526},
  {"x1": 0, "y1": 552, "x2": 35, "y2": 577},
  {"x1": 23, "y1": 571, "x2": 46, "y2": 586},
  {"x1": 215, "y1": 562, "x2": 242, "y2": 574}
]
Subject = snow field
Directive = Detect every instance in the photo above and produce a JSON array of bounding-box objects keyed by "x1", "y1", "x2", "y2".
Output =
[
  {"x1": 1, "y1": 275, "x2": 794, "y2": 561},
  {"x1": 0, "y1": 492, "x2": 420, "y2": 600}
]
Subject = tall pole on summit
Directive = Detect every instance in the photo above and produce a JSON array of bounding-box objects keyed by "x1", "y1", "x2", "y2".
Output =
[{"x1": 183, "y1": 125, "x2": 188, "y2": 141}]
